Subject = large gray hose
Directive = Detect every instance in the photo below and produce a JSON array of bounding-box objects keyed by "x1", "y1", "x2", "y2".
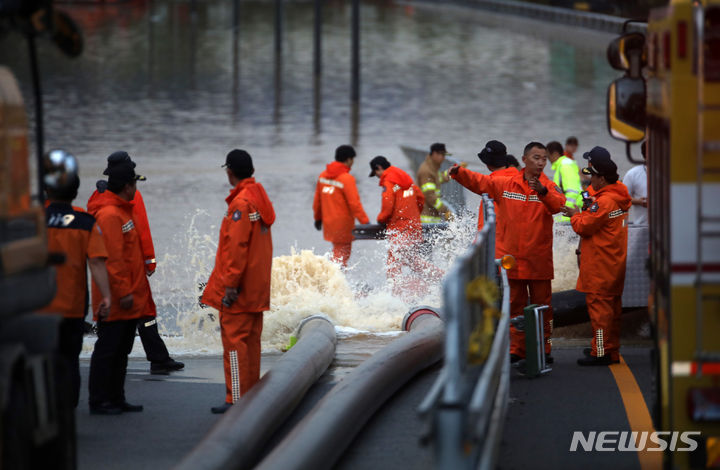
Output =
[
  {"x1": 255, "y1": 308, "x2": 444, "y2": 470},
  {"x1": 174, "y1": 315, "x2": 336, "y2": 470}
]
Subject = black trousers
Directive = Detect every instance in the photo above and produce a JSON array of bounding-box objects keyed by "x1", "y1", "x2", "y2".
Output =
[
  {"x1": 88, "y1": 318, "x2": 136, "y2": 407},
  {"x1": 137, "y1": 316, "x2": 170, "y2": 363},
  {"x1": 58, "y1": 317, "x2": 85, "y2": 408}
]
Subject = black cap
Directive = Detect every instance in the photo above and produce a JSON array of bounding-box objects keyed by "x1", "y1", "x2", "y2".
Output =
[
  {"x1": 582, "y1": 146, "x2": 611, "y2": 163},
  {"x1": 505, "y1": 154, "x2": 520, "y2": 168},
  {"x1": 430, "y1": 143, "x2": 451, "y2": 155},
  {"x1": 223, "y1": 149, "x2": 254, "y2": 179},
  {"x1": 107, "y1": 160, "x2": 145, "y2": 186},
  {"x1": 335, "y1": 145, "x2": 356, "y2": 162},
  {"x1": 582, "y1": 158, "x2": 618, "y2": 180},
  {"x1": 103, "y1": 151, "x2": 135, "y2": 176},
  {"x1": 477, "y1": 140, "x2": 507, "y2": 167},
  {"x1": 368, "y1": 156, "x2": 391, "y2": 177}
]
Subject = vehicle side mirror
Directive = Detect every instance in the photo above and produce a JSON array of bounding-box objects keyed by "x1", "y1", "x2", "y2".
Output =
[
  {"x1": 607, "y1": 32, "x2": 646, "y2": 78},
  {"x1": 27, "y1": 7, "x2": 83, "y2": 57},
  {"x1": 607, "y1": 76, "x2": 646, "y2": 143}
]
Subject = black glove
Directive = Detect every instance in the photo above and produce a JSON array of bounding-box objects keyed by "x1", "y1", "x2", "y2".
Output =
[{"x1": 314, "y1": 220, "x2": 322, "y2": 231}]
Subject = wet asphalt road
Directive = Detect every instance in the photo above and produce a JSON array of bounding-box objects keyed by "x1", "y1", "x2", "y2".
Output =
[{"x1": 76, "y1": 343, "x2": 653, "y2": 470}]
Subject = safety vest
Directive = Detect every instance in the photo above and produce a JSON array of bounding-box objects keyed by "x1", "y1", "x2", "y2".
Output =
[
  {"x1": 40, "y1": 202, "x2": 107, "y2": 319},
  {"x1": 551, "y1": 156, "x2": 582, "y2": 222}
]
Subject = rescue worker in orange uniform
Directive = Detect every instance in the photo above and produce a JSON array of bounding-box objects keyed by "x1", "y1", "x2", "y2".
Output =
[
  {"x1": 562, "y1": 147, "x2": 631, "y2": 365},
  {"x1": 572, "y1": 146, "x2": 614, "y2": 265},
  {"x1": 369, "y1": 156, "x2": 441, "y2": 292},
  {"x1": 87, "y1": 160, "x2": 149, "y2": 415},
  {"x1": 313, "y1": 145, "x2": 369, "y2": 266},
  {"x1": 475, "y1": 141, "x2": 519, "y2": 261},
  {"x1": 449, "y1": 142, "x2": 566, "y2": 363},
  {"x1": 90, "y1": 151, "x2": 184, "y2": 375},
  {"x1": 40, "y1": 150, "x2": 111, "y2": 408},
  {"x1": 202, "y1": 149, "x2": 276, "y2": 414}
]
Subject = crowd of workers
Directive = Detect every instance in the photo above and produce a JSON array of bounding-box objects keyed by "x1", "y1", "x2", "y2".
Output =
[
  {"x1": 313, "y1": 138, "x2": 645, "y2": 369},
  {"x1": 39, "y1": 135, "x2": 647, "y2": 415},
  {"x1": 42, "y1": 151, "x2": 185, "y2": 415}
]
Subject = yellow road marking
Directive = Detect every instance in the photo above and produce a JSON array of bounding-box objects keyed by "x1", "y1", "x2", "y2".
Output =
[{"x1": 609, "y1": 355, "x2": 663, "y2": 470}]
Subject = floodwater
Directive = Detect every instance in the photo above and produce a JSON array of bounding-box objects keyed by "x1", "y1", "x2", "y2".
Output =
[{"x1": 0, "y1": 0, "x2": 628, "y2": 355}]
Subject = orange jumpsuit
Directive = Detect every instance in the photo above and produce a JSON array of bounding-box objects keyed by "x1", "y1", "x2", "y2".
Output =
[
  {"x1": 452, "y1": 166, "x2": 566, "y2": 356},
  {"x1": 87, "y1": 191, "x2": 150, "y2": 322},
  {"x1": 376, "y1": 166, "x2": 442, "y2": 292},
  {"x1": 89, "y1": 188, "x2": 157, "y2": 316},
  {"x1": 312, "y1": 161, "x2": 369, "y2": 266},
  {"x1": 570, "y1": 182, "x2": 631, "y2": 361},
  {"x1": 477, "y1": 166, "x2": 519, "y2": 259},
  {"x1": 87, "y1": 191, "x2": 151, "y2": 409},
  {"x1": 202, "y1": 178, "x2": 275, "y2": 404}
]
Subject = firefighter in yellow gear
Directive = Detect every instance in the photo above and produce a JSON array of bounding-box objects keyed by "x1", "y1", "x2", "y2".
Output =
[{"x1": 417, "y1": 142, "x2": 463, "y2": 223}]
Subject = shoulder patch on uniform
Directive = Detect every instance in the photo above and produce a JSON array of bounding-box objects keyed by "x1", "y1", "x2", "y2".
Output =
[
  {"x1": 590, "y1": 202, "x2": 599, "y2": 213},
  {"x1": 232, "y1": 209, "x2": 242, "y2": 221},
  {"x1": 121, "y1": 219, "x2": 135, "y2": 233}
]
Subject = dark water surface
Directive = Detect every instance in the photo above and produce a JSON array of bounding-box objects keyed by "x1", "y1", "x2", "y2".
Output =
[
  {"x1": 1, "y1": 0, "x2": 627, "y2": 349},
  {"x1": 0, "y1": 0, "x2": 627, "y2": 253}
]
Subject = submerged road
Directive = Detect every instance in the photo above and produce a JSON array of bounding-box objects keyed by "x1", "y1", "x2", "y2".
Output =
[{"x1": 76, "y1": 342, "x2": 653, "y2": 470}]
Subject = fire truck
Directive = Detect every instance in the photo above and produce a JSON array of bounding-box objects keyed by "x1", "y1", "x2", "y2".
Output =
[
  {"x1": 607, "y1": 1, "x2": 720, "y2": 468},
  {"x1": 0, "y1": 1, "x2": 82, "y2": 468}
]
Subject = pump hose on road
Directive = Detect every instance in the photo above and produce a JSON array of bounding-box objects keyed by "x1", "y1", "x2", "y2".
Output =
[
  {"x1": 255, "y1": 308, "x2": 444, "y2": 470},
  {"x1": 174, "y1": 315, "x2": 337, "y2": 470}
]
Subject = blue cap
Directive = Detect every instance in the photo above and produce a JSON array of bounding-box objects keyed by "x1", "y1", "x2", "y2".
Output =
[{"x1": 582, "y1": 146, "x2": 611, "y2": 163}]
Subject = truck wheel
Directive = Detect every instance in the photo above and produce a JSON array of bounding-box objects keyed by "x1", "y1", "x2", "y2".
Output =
[
  {"x1": 1, "y1": 367, "x2": 33, "y2": 470},
  {"x1": 35, "y1": 355, "x2": 76, "y2": 470}
]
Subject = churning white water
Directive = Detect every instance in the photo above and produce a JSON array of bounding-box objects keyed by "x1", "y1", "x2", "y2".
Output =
[{"x1": 81, "y1": 209, "x2": 480, "y2": 357}]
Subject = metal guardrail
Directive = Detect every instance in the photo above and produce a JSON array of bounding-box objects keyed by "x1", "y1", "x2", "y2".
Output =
[
  {"x1": 418, "y1": 195, "x2": 511, "y2": 469},
  {"x1": 412, "y1": 0, "x2": 648, "y2": 35}
]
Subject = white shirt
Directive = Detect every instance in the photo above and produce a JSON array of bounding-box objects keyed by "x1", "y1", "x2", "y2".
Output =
[{"x1": 623, "y1": 164, "x2": 647, "y2": 224}]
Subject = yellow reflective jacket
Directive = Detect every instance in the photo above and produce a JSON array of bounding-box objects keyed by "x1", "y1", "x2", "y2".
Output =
[{"x1": 551, "y1": 156, "x2": 582, "y2": 222}]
